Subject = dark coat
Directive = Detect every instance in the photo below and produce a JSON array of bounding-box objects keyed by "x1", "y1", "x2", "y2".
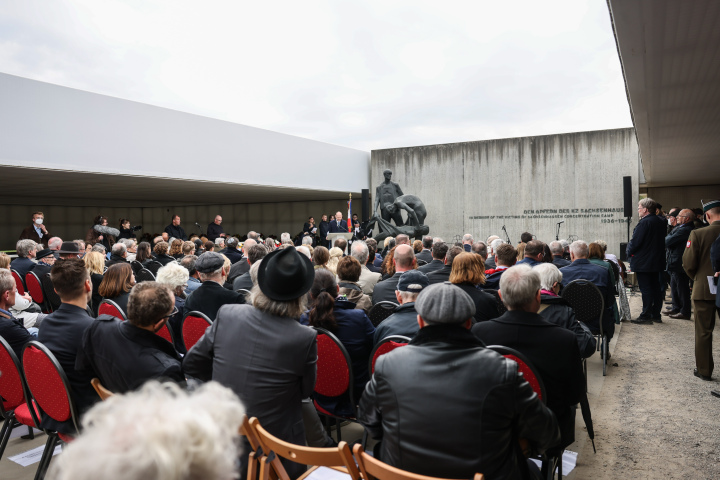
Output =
[
  {"x1": 228, "y1": 258, "x2": 250, "y2": 283},
  {"x1": 372, "y1": 272, "x2": 403, "y2": 305},
  {"x1": 164, "y1": 224, "x2": 188, "y2": 241},
  {"x1": 417, "y1": 259, "x2": 444, "y2": 274},
  {"x1": 29, "y1": 262, "x2": 52, "y2": 278},
  {"x1": 560, "y1": 259, "x2": 616, "y2": 338},
  {"x1": 539, "y1": 293, "x2": 596, "y2": 358},
  {"x1": 183, "y1": 281, "x2": 244, "y2": 320},
  {"x1": 19, "y1": 226, "x2": 49, "y2": 244},
  {"x1": 10, "y1": 257, "x2": 35, "y2": 280},
  {"x1": 319, "y1": 221, "x2": 331, "y2": 242},
  {"x1": 232, "y1": 272, "x2": 253, "y2": 292},
  {"x1": 484, "y1": 256, "x2": 496, "y2": 270},
  {"x1": 0, "y1": 309, "x2": 34, "y2": 359},
  {"x1": 105, "y1": 254, "x2": 129, "y2": 268},
  {"x1": 665, "y1": 222, "x2": 694, "y2": 272},
  {"x1": 183, "y1": 304, "x2": 317, "y2": 479},
  {"x1": 90, "y1": 273, "x2": 104, "y2": 316},
  {"x1": 415, "y1": 249, "x2": 433, "y2": 264},
  {"x1": 366, "y1": 262, "x2": 382, "y2": 274},
  {"x1": 453, "y1": 283, "x2": 500, "y2": 323},
  {"x1": 104, "y1": 292, "x2": 130, "y2": 316},
  {"x1": 77, "y1": 315, "x2": 185, "y2": 393},
  {"x1": 37, "y1": 304, "x2": 99, "y2": 433},
  {"x1": 155, "y1": 254, "x2": 176, "y2": 266},
  {"x1": 207, "y1": 223, "x2": 224, "y2": 242},
  {"x1": 359, "y1": 325, "x2": 559, "y2": 480},
  {"x1": 222, "y1": 248, "x2": 244, "y2": 264},
  {"x1": 551, "y1": 256, "x2": 571, "y2": 268},
  {"x1": 373, "y1": 302, "x2": 419, "y2": 345},
  {"x1": 516, "y1": 257, "x2": 541, "y2": 267},
  {"x1": 712, "y1": 234, "x2": 720, "y2": 308},
  {"x1": 329, "y1": 220, "x2": 349, "y2": 233},
  {"x1": 626, "y1": 213, "x2": 667, "y2": 272},
  {"x1": 472, "y1": 310, "x2": 585, "y2": 446},
  {"x1": 426, "y1": 265, "x2": 452, "y2": 284},
  {"x1": 483, "y1": 268, "x2": 508, "y2": 290}
]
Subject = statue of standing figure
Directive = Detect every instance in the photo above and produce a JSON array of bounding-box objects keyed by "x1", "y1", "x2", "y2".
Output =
[
  {"x1": 371, "y1": 169, "x2": 429, "y2": 240},
  {"x1": 374, "y1": 169, "x2": 405, "y2": 225}
]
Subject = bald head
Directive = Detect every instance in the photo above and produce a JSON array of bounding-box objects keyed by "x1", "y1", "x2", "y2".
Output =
[
  {"x1": 677, "y1": 209, "x2": 695, "y2": 225},
  {"x1": 243, "y1": 238, "x2": 257, "y2": 255},
  {"x1": 395, "y1": 234, "x2": 410, "y2": 245},
  {"x1": 393, "y1": 244, "x2": 416, "y2": 272}
]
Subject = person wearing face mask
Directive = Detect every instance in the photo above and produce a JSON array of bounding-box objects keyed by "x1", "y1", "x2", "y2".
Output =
[{"x1": 19, "y1": 211, "x2": 50, "y2": 243}]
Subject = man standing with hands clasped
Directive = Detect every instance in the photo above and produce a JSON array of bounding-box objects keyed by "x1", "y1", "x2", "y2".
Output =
[{"x1": 19, "y1": 211, "x2": 49, "y2": 244}]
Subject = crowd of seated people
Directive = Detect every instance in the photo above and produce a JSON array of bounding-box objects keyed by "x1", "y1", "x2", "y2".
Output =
[{"x1": 2, "y1": 218, "x2": 640, "y2": 480}]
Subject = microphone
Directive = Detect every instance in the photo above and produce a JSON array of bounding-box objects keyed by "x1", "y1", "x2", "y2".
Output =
[
  {"x1": 557, "y1": 221, "x2": 564, "y2": 224},
  {"x1": 555, "y1": 221, "x2": 564, "y2": 240},
  {"x1": 195, "y1": 222, "x2": 201, "y2": 227}
]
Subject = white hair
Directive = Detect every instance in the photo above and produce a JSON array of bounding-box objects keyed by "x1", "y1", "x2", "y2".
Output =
[
  {"x1": 214, "y1": 237, "x2": 225, "y2": 247},
  {"x1": 548, "y1": 241, "x2": 564, "y2": 255},
  {"x1": 301, "y1": 236, "x2": 313, "y2": 246},
  {"x1": 534, "y1": 263, "x2": 563, "y2": 291},
  {"x1": 462, "y1": 234, "x2": 474, "y2": 243},
  {"x1": 156, "y1": 262, "x2": 190, "y2": 289},
  {"x1": 351, "y1": 241, "x2": 369, "y2": 265},
  {"x1": 111, "y1": 243, "x2": 127, "y2": 255},
  {"x1": 499, "y1": 264, "x2": 541, "y2": 310},
  {"x1": 296, "y1": 245, "x2": 311, "y2": 259},
  {"x1": 16, "y1": 239, "x2": 37, "y2": 257},
  {"x1": 48, "y1": 237, "x2": 63, "y2": 249},
  {"x1": 249, "y1": 261, "x2": 261, "y2": 285},
  {"x1": 280, "y1": 232, "x2": 291, "y2": 244},
  {"x1": 569, "y1": 240, "x2": 589, "y2": 259},
  {"x1": 46, "y1": 382, "x2": 245, "y2": 480},
  {"x1": 490, "y1": 238, "x2": 504, "y2": 253}
]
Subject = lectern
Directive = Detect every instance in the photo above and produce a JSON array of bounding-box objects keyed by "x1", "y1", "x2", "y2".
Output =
[{"x1": 327, "y1": 233, "x2": 353, "y2": 253}]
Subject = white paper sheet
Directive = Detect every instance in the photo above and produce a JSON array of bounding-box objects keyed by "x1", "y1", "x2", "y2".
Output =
[
  {"x1": 529, "y1": 449, "x2": 578, "y2": 475},
  {"x1": 708, "y1": 276, "x2": 718, "y2": 295},
  {"x1": 9, "y1": 444, "x2": 62, "y2": 467},
  {"x1": 304, "y1": 466, "x2": 352, "y2": 480}
]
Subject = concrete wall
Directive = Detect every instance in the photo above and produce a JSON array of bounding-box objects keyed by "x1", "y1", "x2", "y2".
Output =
[
  {"x1": 646, "y1": 185, "x2": 720, "y2": 213},
  {"x1": 371, "y1": 128, "x2": 639, "y2": 258},
  {"x1": 1, "y1": 199, "x2": 351, "y2": 250}
]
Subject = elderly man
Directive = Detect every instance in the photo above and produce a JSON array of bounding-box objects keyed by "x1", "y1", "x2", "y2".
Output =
[
  {"x1": 373, "y1": 270, "x2": 429, "y2": 344},
  {"x1": 471, "y1": 241, "x2": 488, "y2": 261},
  {"x1": 0, "y1": 269, "x2": 36, "y2": 358},
  {"x1": 626, "y1": 197, "x2": 667, "y2": 323},
  {"x1": 164, "y1": 214, "x2": 188, "y2": 241},
  {"x1": 48, "y1": 236, "x2": 63, "y2": 258},
  {"x1": 372, "y1": 245, "x2": 416, "y2": 305},
  {"x1": 222, "y1": 237, "x2": 243, "y2": 264},
  {"x1": 29, "y1": 248, "x2": 56, "y2": 277},
  {"x1": 183, "y1": 252, "x2": 244, "y2": 319},
  {"x1": 416, "y1": 235, "x2": 433, "y2": 264},
  {"x1": 359, "y1": 281, "x2": 559, "y2": 479},
  {"x1": 427, "y1": 245, "x2": 464, "y2": 285},
  {"x1": 233, "y1": 244, "x2": 268, "y2": 291},
  {"x1": 560, "y1": 241, "x2": 616, "y2": 337},
  {"x1": 183, "y1": 247, "x2": 317, "y2": 479},
  {"x1": 484, "y1": 238, "x2": 503, "y2": 270},
  {"x1": 19, "y1": 211, "x2": 50, "y2": 244},
  {"x1": 329, "y1": 211, "x2": 349, "y2": 233},
  {"x1": 549, "y1": 241, "x2": 570, "y2": 268},
  {"x1": 227, "y1": 238, "x2": 256, "y2": 282},
  {"x1": 517, "y1": 240, "x2": 544, "y2": 267},
  {"x1": 105, "y1": 243, "x2": 129, "y2": 268},
  {"x1": 462, "y1": 234, "x2": 474, "y2": 252},
  {"x1": 683, "y1": 199, "x2": 720, "y2": 381},
  {"x1": 664, "y1": 209, "x2": 695, "y2": 319},
  {"x1": 121, "y1": 238, "x2": 138, "y2": 262},
  {"x1": 11, "y1": 239, "x2": 37, "y2": 279},
  {"x1": 180, "y1": 255, "x2": 201, "y2": 294},
  {"x1": 207, "y1": 215, "x2": 225, "y2": 242},
  {"x1": 78, "y1": 282, "x2": 185, "y2": 392},
  {"x1": 473, "y1": 264, "x2": 585, "y2": 453},
  {"x1": 351, "y1": 241, "x2": 382, "y2": 296}
]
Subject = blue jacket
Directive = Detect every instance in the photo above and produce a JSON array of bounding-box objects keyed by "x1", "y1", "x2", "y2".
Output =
[
  {"x1": 329, "y1": 220, "x2": 350, "y2": 233},
  {"x1": 516, "y1": 257, "x2": 541, "y2": 267},
  {"x1": 626, "y1": 214, "x2": 666, "y2": 272},
  {"x1": 665, "y1": 223, "x2": 694, "y2": 272},
  {"x1": 560, "y1": 259, "x2": 615, "y2": 338},
  {"x1": 10, "y1": 257, "x2": 35, "y2": 281}
]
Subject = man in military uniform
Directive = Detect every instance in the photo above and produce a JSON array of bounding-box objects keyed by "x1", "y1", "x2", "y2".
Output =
[
  {"x1": 682, "y1": 199, "x2": 720, "y2": 381},
  {"x1": 374, "y1": 169, "x2": 404, "y2": 225}
]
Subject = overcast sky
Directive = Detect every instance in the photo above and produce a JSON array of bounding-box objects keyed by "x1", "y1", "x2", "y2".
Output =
[{"x1": 0, "y1": 0, "x2": 632, "y2": 151}]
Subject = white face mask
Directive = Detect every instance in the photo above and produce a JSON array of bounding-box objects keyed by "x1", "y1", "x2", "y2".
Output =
[
  {"x1": 668, "y1": 218, "x2": 673, "y2": 225},
  {"x1": 35, "y1": 218, "x2": 44, "y2": 225}
]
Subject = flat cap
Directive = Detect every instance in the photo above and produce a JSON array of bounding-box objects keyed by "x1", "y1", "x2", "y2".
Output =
[
  {"x1": 195, "y1": 251, "x2": 225, "y2": 273},
  {"x1": 415, "y1": 281, "x2": 476, "y2": 325},
  {"x1": 701, "y1": 199, "x2": 720, "y2": 213},
  {"x1": 397, "y1": 270, "x2": 430, "y2": 293}
]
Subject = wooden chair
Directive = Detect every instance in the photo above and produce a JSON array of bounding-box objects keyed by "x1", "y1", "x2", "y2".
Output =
[
  {"x1": 90, "y1": 378, "x2": 114, "y2": 401},
  {"x1": 352, "y1": 444, "x2": 484, "y2": 480},
  {"x1": 248, "y1": 416, "x2": 361, "y2": 480}
]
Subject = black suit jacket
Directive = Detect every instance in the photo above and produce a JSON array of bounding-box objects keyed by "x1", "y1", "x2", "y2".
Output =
[
  {"x1": 416, "y1": 249, "x2": 433, "y2": 264},
  {"x1": 38, "y1": 303, "x2": 99, "y2": 433},
  {"x1": 183, "y1": 281, "x2": 245, "y2": 319},
  {"x1": 427, "y1": 265, "x2": 452, "y2": 284},
  {"x1": 222, "y1": 248, "x2": 244, "y2": 264},
  {"x1": 228, "y1": 258, "x2": 250, "y2": 283},
  {"x1": 0, "y1": 310, "x2": 34, "y2": 359},
  {"x1": 372, "y1": 272, "x2": 404, "y2": 305},
  {"x1": 11, "y1": 257, "x2": 35, "y2": 280},
  {"x1": 418, "y1": 259, "x2": 444, "y2": 274},
  {"x1": 232, "y1": 272, "x2": 254, "y2": 291},
  {"x1": 164, "y1": 224, "x2": 188, "y2": 241},
  {"x1": 329, "y1": 220, "x2": 349, "y2": 233}
]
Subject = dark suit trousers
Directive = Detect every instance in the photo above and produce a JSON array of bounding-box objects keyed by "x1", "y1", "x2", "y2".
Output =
[
  {"x1": 636, "y1": 271, "x2": 663, "y2": 318},
  {"x1": 694, "y1": 299, "x2": 718, "y2": 377},
  {"x1": 670, "y1": 270, "x2": 692, "y2": 316}
]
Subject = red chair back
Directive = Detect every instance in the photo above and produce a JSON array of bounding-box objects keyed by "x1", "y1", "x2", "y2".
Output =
[
  {"x1": 181, "y1": 312, "x2": 212, "y2": 351},
  {"x1": 0, "y1": 337, "x2": 25, "y2": 412},
  {"x1": 25, "y1": 272, "x2": 44, "y2": 305},
  {"x1": 314, "y1": 328, "x2": 351, "y2": 397},
  {"x1": 487, "y1": 345, "x2": 546, "y2": 403},
  {"x1": 22, "y1": 342, "x2": 79, "y2": 433},
  {"x1": 370, "y1": 335, "x2": 410, "y2": 374},
  {"x1": 11, "y1": 269, "x2": 25, "y2": 295},
  {"x1": 156, "y1": 323, "x2": 173, "y2": 343},
  {"x1": 98, "y1": 299, "x2": 127, "y2": 320}
]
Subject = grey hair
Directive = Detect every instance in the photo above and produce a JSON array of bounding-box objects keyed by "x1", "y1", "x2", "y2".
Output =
[
  {"x1": 280, "y1": 232, "x2": 291, "y2": 244},
  {"x1": 548, "y1": 241, "x2": 564, "y2": 255},
  {"x1": 350, "y1": 241, "x2": 369, "y2": 265},
  {"x1": 111, "y1": 243, "x2": 127, "y2": 255},
  {"x1": 180, "y1": 255, "x2": 198, "y2": 276},
  {"x1": 301, "y1": 236, "x2": 313, "y2": 246},
  {"x1": 490, "y1": 238, "x2": 505, "y2": 253},
  {"x1": 499, "y1": 264, "x2": 541, "y2": 310},
  {"x1": 250, "y1": 284, "x2": 307, "y2": 319},
  {"x1": 92, "y1": 244, "x2": 106, "y2": 254},
  {"x1": 595, "y1": 240, "x2": 608, "y2": 251},
  {"x1": 46, "y1": 381, "x2": 245, "y2": 480},
  {"x1": 534, "y1": 263, "x2": 563, "y2": 291},
  {"x1": 73, "y1": 239, "x2": 86, "y2": 250},
  {"x1": 560, "y1": 239, "x2": 569, "y2": 249},
  {"x1": 16, "y1": 239, "x2": 37, "y2": 257},
  {"x1": 296, "y1": 246, "x2": 312, "y2": 259},
  {"x1": 432, "y1": 237, "x2": 444, "y2": 244},
  {"x1": 639, "y1": 197, "x2": 657, "y2": 211},
  {"x1": 214, "y1": 237, "x2": 225, "y2": 247},
  {"x1": 120, "y1": 238, "x2": 136, "y2": 249},
  {"x1": 462, "y1": 233, "x2": 474, "y2": 243},
  {"x1": 0, "y1": 269, "x2": 15, "y2": 296},
  {"x1": 156, "y1": 262, "x2": 190, "y2": 290},
  {"x1": 48, "y1": 237, "x2": 63, "y2": 249},
  {"x1": 249, "y1": 261, "x2": 261, "y2": 285},
  {"x1": 397, "y1": 291, "x2": 419, "y2": 303},
  {"x1": 569, "y1": 240, "x2": 589, "y2": 259}
]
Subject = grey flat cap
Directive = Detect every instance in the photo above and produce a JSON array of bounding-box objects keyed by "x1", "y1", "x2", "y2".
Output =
[
  {"x1": 195, "y1": 251, "x2": 225, "y2": 273},
  {"x1": 415, "y1": 281, "x2": 476, "y2": 325}
]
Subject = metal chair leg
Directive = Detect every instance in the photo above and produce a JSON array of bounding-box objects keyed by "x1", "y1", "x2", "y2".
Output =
[
  {"x1": 0, "y1": 415, "x2": 13, "y2": 460},
  {"x1": 33, "y1": 433, "x2": 57, "y2": 480},
  {"x1": 602, "y1": 337, "x2": 608, "y2": 376}
]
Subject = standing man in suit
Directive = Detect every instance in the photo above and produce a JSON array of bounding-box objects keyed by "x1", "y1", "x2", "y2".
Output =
[
  {"x1": 329, "y1": 211, "x2": 349, "y2": 234},
  {"x1": 626, "y1": 198, "x2": 667, "y2": 324},
  {"x1": 19, "y1": 211, "x2": 50, "y2": 244},
  {"x1": 664, "y1": 209, "x2": 695, "y2": 319},
  {"x1": 318, "y1": 214, "x2": 331, "y2": 248},
  {"x1": 164, "y1": 215, "x2": 188, "y2": 241},
  {"x1": 683, "y1": 199, "x2": 720, "y2": 381},
  {"x1": 206, "y1": 215, "x2": 225, "y2": 242},
  {"x1": 183, "y1": 247, "x2": 317, "y2": 479}
]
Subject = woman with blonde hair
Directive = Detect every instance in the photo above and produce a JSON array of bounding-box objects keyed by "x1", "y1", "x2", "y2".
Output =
[
  {"x1": 326, "y1": 247, "x2": 343, "y2": 275},
  {"x1": 84, "y1": 251, "x2": 106, "y2": 315},
  {"x1": 449, "y1": 252, "x2": 499, "y2": 323}
]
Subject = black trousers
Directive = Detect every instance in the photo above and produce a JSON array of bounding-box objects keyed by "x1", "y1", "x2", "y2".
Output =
[
  {"x1": 670, "y1": 269, "x2": 692, "y2": 316},
  {"x1": 636, "y1": 271, "x2": 663, "y2": 319}
]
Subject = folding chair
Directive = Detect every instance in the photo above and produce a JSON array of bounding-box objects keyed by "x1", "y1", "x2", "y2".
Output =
[
  {"x1": 26, "y1": 272, "x2": 52, "y2": 314},
  {"x1": 90, "y1": 378, "x2": 114, "y2": 401},
  {"x1": 561, "y1": 279, "x2": 608, "y2": 376},
  {"x1": 248, "y1": 416, "x2": 361, "y2": 480},
  {"x1": 98, "y1": 299, "x2": 127, "y2": 321},
  {"x1": 39, "y1": 272, "x2": 61, "y2": 311},
  {"x1": 135, "y1": 268, "x2": 156, "y2": 283},
  {"x1": 367, "y1": 301, "x2": 398, "y2": 327},
  {"x1": 146, "y1": 261, "x2": 163, "y2": 276},
  {"x1": 181, "y1": 311, "x2": 212, "y2": 351},
  {"x1": 11, "y1": 269, "x2": 25, "y2": 295},
  {"x1": 236, "y1": 288, "x2": 252, "y2": 302},
  {"x1": 240, "y1": 415, "x2": 263, "y2": 480},
  {"x1": 0, "y1": 337, "x2": 39, "y2": 461},
  {"x1": 369, "y1": 335, "x2": 410, "y2": 374},
  {"x1": 22, "y1": 341, "x2": 81, "y2": 480},
  {"x1": 156, "y1": 323, "x2": 174, "y2": 344},
  {"x1": 353, "y1": 444, "x2": 484, "y2": 480}
]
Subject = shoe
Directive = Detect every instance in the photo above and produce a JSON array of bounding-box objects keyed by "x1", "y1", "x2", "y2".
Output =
[
  {"x1": 694, "y1": 369, "x2": 712, "y2": 381},
  {"x1": 631, "y1": 318, "x2": 654, "y2": 325},
  {"x1": 662, "y1": 309, "x2": 680, "y2": 316},
  {"x1": 652, "y1": 318, "x2": 662, "y2": 323},
  {"x1": 669, "y1": 313, "x2": 691, "y2": 320}
]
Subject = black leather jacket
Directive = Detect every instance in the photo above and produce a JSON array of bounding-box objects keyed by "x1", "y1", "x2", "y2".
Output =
[
  {"x1": 358, "y1": 325, "x2": 559, "y2": 480},
  {"x1": 665, "y1": 222, "x2": 694, "y2": 272}
]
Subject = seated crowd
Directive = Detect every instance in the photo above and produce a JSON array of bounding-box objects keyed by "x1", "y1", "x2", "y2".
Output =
[{"x1": 1, "y1": 220, "x2": 625, "y2": 480}]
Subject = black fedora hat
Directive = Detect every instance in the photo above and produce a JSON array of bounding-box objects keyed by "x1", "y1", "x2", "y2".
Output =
[
  {"x1": 58, "y1": 241, "x2": 81, "y2": 255},
  {"x1": 257, "y1": 247, "x2": 314, "y2": 301}
]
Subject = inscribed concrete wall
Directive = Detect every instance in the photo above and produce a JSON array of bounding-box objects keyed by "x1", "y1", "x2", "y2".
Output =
[
  {"x1": 371, "y1": 128, "x2": 639, "y2": 258},
  {"x1": 0, "y1": 199, "x2": 350, "y2": 250}
]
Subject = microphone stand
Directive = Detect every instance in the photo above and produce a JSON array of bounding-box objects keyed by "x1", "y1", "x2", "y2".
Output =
[
  {"x1": 556, "y1": 222, "x2": 563, "y2": 241},
  {"x1": 502, "y1": 225, "x2": 511, "y2": 244},
  {"x1": 194, "y1": 222, "x2": 204, "y2": 235}
]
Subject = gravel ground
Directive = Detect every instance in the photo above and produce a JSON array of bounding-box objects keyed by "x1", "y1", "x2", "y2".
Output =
[{"x1": 571, "y1": 290, "x2": 720, "y2": 479}]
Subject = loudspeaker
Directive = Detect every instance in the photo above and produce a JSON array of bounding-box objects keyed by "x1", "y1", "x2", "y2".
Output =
[
  {"x1": 620, "y1": 242, "x2": 628, "y2": 262},
  {"x1": 623, "y1": 176, "x2": 632, "y2": 218},
  {"x1": 362, "y1": 189, "x2": 370, "y2": 222}
]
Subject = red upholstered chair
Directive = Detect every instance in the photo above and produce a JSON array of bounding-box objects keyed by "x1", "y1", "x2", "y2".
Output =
[
  {"x1": 25, "y1": 271, "x2": 52, "y2": 314},
  {"x1": 181, "y1": 311, "x2": 212, "y2": 351},
  {"x1": 22, "y1": 341, "x2": 80, "y2": 479},
  {"x1": 11, "y1": 269, "x2": 25, "y2": 295},
  {"x1": 98, "y1": 299, "x2": 127, "y2": 320},
  {"x1": 0, "y1": 337, "x2": 40, "y2": 461},
  {"x1": 369, "y1": 335, "x2": 410, "y2": 374},
  {"x1": 156, "y1": 323, "x2": 174, "y2": 344}
]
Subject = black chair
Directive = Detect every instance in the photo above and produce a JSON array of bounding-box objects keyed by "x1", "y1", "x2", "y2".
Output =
[
  {"x1": 235, "y1": 289, "x2": 251, "y2": 304},
  {"x1": 146, "y1": 261, "x2": 163, "y2": 276},
  {"x1": 561, "y1": 280, "x2": 608, "y2": 376},
  {"x1": 135, "y1": 268, "x2": 156, "y2": 283},
  {"x1": 39, "y1": 272, "x2": 61, "y2": 311},
  {"x1": 416, "y1": 259, "x2": 427, "y2": 267},
  {"x1": 367, "y1": 301, "x2": 398, "y2": 327},
  {"x1": 130, "y1": 260, "x2": 143, "y2": 275},
  {"x1": 604, "y1": 260, "x2": 620, "y2": 296}
]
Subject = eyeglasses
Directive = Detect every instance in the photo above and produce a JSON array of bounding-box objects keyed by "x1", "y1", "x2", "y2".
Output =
[{"x1": 162, "y1": 306, "x2": 179, "y2": 319}]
